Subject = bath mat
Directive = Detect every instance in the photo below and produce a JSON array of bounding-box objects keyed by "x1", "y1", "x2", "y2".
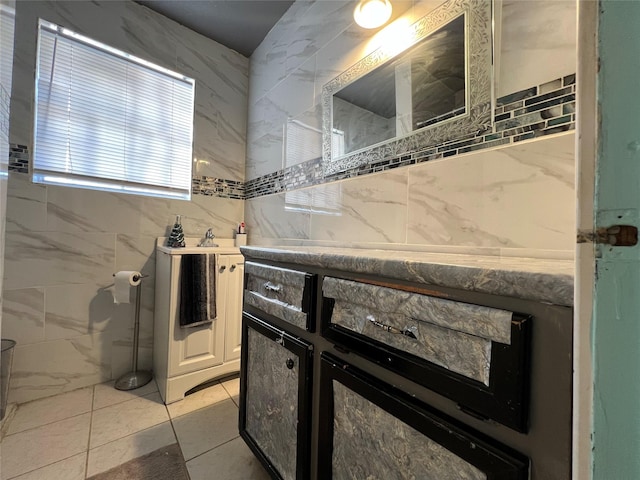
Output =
[{"x1": 86, "y1": 443, "x2": 189, "y2": 480}]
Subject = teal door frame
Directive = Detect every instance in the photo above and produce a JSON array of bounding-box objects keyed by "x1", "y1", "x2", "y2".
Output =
[{"x1": 588, "y1": 1, "x2": 640, "y2": 478}]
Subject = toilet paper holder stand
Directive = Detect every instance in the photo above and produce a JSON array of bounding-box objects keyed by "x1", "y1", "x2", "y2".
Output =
[{"x1": 113, "y1": 272, "x2": 153, "y2": 391}]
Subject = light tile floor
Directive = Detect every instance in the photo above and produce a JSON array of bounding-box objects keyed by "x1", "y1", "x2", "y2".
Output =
[{"x1": 0, "y1": 375, "x2": 270, "y2": 480}]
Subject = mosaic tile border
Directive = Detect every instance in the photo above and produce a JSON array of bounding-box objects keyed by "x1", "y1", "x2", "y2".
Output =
[
  {"x1": 245, "y1": 75, "x2": 576, "y2": 198},
  {"x1": 8, "y1": 75, "x2": 576, "y2": 201},
  {"x1": 8, "y1": 144, "x2": 28, "y2": 172},
  {"x1": 192, "y1": 176, "x2": 245, "y2": 199},
  {"x1": 8, "y1": 145, "x2": 245, "y2": 200}
]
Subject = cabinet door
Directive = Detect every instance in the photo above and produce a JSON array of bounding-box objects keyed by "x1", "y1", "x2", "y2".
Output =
[
  {"x1": 223, "y1": 254, "x2": 244, "y2": 362},
  {"x1": 240, "y1": 313, "x2": 312, "y2": 480},
  {"x1": 168, "y1": 255, "x2": 225, "y2": 377},
  {"x1": 319, "y1": 353, "x2": 528, "y2": 480}
]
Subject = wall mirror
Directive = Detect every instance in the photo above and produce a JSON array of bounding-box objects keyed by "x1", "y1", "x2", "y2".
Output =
[{"x1": 322, "y1": 0, "x2": 493, "y2": 175}]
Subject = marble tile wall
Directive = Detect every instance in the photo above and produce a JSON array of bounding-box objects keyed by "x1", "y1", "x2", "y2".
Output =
[
  {"x1": 245, "y1": 0, "x2": 576, "y2": 257},
  {"x1": 4, "y1": 1, "x2": 248, "y2": 404},
  {"x1": 247, "y1": 0, "x2": 576, "y2": 181},
  {"x1": 496, "y1": 0, "x2": 577, "y2": 98},
  {"x1": 247, "y1": 132, "x2": 576, "y2": 255},
  {"x1": 3, "y1": 170, "x2": 245, "y2": 403},
  {"x1": 243, "y1": 77, "x2": 575, "y2": 199},
  {"x1": 0, "y1": 0, "x2": 15, "y2": 345}
]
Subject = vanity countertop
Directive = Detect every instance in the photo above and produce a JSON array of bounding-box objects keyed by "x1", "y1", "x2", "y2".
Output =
[
  {"x1": 240, "y1": 246, "x2": 574, "y2": 307},
  {"x1": 156, "y1": 237, "x2": 240, "y2": 255}
]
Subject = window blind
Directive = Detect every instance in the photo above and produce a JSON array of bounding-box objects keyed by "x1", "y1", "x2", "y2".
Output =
[
  {"x1": 0, "y1": 4, "x2": 15, "y2": 95},
  {"x1": 284, "y1": 119, "x2": 341, "y2": 215},
  {"x1": 33, "y1": 20, "x2": 195, "y2": 199}
]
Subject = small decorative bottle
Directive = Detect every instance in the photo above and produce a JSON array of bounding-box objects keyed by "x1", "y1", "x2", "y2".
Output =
[{"x1": 167, "y1": 215, "x2": 186, "y2": 248}]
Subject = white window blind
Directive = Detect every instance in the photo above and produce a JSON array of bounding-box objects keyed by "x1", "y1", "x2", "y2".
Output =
[
  {"x1": 284, "y1": 119, "x2": 341, "y2": 215},
  {"x1": 33, "y1": 20, "x2": 195, "y2": 199},
  {"x1": 0, "y1": 4, "x2": 15, "y2": 94},
  {"x1": 332, "y1": 128, "x2": 345, "y2": 157}
]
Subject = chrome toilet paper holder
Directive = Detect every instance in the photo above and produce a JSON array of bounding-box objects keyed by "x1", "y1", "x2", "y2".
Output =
[{"x1": 112, "y1": 272, "x2": 153, "y2": 391}]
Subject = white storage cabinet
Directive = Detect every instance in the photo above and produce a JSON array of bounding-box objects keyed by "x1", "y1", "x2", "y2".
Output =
[{"x1": 154, "y1": 242, "x2": 244, "y2": 404}]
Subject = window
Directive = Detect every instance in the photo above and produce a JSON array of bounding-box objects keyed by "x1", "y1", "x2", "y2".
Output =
[
  {"x1": 1, "y1": 3, "x2": 15, "y2": 95},
  {"x1": 332, "y1": 128, "x2": 345, "y2": 158},
  {"x1": 33, "y1": 20, "x2": 195, "y2": 199},
  {"x1": 284, "y1": 119, "x2": 341, "y2": 215}
]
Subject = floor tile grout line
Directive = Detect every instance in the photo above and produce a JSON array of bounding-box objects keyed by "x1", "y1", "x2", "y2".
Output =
[
  {"x1": 2, "y1": 406, "x2": 93, "y2": 438},
  {"x1": 89, "y1": 414, "x2": 171, "y2": 451},
  {"x1": 87, "y1": 382, "x2": 169, "y2": 460},
  {"x1": 220, "y1": 380, "x2": 238, "y2": 399},
  {"x1": 2, "y1": 387, "x2": 96, "y2": 438},
  {"x1": 87, "y1": 418, "x2": 175, "y2": 451},
  {"x1": 3, "y1": 380, "x2": 240, "y2": 480},
  {"x1": 84, "y1": 420, "x2": 177, "y2": 478},
  {"x1": 167, "y1": 390, "x2": 234, "y2": 420},
  {"x1": 91, "y1": 387, "x2": 160, "y2": 413},
  {"x1": 3, "y1": 382, "x2": 160, "y2": 437},
  {"x1": 166, "y1": 402, "x2": 192, "y2": 480},
  {"x1": 182, "y1": 434, "x2": 242, "y2": 464},
  {"x1": 85, "y1": 385, "x2": 96, "y2": 479},
  {"x1": 5, "y1": 451, "x2": 88, "y2": 480}
]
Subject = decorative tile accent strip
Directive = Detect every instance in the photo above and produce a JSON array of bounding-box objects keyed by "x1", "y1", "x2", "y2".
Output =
[
  {"x1": 8, "y1": 144, "x2": 29, "y2": 173},
  {"x1": 8, "y1": 144, "x2": 245, "y2": 200},
  {"x1": 245, "y1": 75, "x2": 576, "y2": 199},
  {"x1": 8, "y1": 75, "x2": 576, "y2": 200},
  {"x1": 244, "y1": 158, "x2": 324, "y2": 199},
  {"x1": 192, "y1": 176, "x2": 245, "y2": 199}
]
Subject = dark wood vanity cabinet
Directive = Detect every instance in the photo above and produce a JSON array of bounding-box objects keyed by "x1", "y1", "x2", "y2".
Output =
[{"x1": 239, "y1": 255, "x2": 573, "y2": 480}]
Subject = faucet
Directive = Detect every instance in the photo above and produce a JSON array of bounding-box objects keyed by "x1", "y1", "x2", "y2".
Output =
[{"x1": 198, "y1": 228, "x2": 218, "y2": 247}]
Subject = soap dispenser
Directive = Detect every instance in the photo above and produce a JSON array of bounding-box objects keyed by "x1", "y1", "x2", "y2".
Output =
[{"x1": 198, "y1": 228, "x2": 218, "y2": 247}]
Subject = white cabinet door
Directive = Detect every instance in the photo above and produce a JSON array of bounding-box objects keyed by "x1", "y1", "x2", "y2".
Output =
[
  {"x1": 168, "y1": 255, "x2": 225, "y2": 377},
  {"x1": 224, "y1": 254, "x2": 244, "y2": 362}
]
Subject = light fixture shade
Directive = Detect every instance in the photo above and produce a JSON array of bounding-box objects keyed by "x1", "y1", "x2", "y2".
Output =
[{"x1": 354, "y1": 0, "x2": 392, "y2": 29}]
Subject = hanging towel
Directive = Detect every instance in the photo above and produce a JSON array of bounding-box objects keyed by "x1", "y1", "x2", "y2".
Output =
[{"x1": 179, "y1": 254, "x2": 217, "y2": 328}]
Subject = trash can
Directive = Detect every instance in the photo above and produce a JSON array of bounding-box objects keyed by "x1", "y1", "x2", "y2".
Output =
[{"x1": 1, "y1": 339, "x2": 16, "y2": 420}]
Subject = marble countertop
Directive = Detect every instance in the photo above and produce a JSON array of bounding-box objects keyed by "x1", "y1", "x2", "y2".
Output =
[
  {"x1": 156, "y1": 237, "x2": 240, "y2": 255},
  {"x1": 240, "y1": 246, "x2": 574, "y2": 306}
]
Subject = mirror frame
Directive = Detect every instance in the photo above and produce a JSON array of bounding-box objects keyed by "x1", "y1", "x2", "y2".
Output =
[{"x1": 322, "y1": 0, "x2": 493, "y2": 175}]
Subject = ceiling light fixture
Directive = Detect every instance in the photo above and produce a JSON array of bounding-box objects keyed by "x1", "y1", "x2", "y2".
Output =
[{"x1": 354, "y1": 0, "x2": 393, "y2": 29}]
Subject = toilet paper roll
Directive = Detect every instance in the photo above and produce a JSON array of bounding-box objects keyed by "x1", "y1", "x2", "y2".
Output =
[{"x1": 114, "y1": 271, "x2": 142, "y2": 304}]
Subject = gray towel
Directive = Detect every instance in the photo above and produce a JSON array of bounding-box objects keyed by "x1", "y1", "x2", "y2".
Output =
[{"x1": 179, "y1": 254, "x2": 217, "y2": 328}]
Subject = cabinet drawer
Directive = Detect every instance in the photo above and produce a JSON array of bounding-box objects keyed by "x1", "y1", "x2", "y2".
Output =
[
  {"x1": 321, "y1": 277, "x2": 531, "y2": 432},
  {"x1": 244, "y1": 262, "x2": 316, "y2": 331}
]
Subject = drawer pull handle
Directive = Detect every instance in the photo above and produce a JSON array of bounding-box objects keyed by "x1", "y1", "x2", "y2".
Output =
[
  {"x1": 220, "y1": 265, "x2": 226, "y2": 272},
  {"x1": 264, "y1": 282, "x2": 282, "y2": 293},
  {"x1": 286, "y1": 358, "x2": 295, "y2": 370},
  {"x1": 367, "y1": 315, "x2": 417, "y2": 339},
  {"x1": 230, "y1": 264, "x2": 236, "y2": 272}
]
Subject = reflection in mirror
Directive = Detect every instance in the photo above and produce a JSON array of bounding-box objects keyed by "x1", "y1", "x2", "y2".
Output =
[
  {"x1": 333, "y1": 14, "x2": 465, "y2": 156},
  {"x1": 322, "y1": 0, "x2": 492, "y2": 175}
]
